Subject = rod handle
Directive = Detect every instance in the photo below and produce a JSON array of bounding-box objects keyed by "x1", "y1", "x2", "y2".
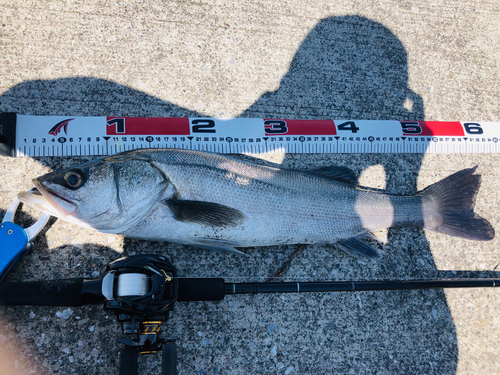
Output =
[
  {"x1": 0, "y1": 278, "x2": 86, "y2": 306},
  {"x1": 177, "y1": 278, "x2": 225, "y2": 301}
]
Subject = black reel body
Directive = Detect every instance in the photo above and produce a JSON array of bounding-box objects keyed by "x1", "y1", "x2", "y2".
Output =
[{"x1": 102, "y1": 254, "x2": 178, "y2": 361}]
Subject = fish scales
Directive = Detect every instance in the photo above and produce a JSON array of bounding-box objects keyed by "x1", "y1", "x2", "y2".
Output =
[
  {"x1": 144, "y1": 150, "x2": 370, "y2": 243},
  {"x1": 103, "y1": 151, "x2": 425, "y2": 249}
]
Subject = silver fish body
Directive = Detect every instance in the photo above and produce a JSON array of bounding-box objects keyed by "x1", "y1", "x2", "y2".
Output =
[{"x1": 18, "y1": 149, "x2": 494, "y2": 258}]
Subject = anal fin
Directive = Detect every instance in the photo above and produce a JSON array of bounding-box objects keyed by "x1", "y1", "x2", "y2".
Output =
[{"x1": 336, "y1": 237, "x2": 382, "y2": 260}]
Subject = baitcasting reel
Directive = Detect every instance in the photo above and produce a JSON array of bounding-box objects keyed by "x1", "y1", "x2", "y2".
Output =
[
  {"x1": 101, "y1": 255, "x2": 179, "y2": 375},
  {"x1": 98, "y1": 254, "x2": 224, "y2": 374}
]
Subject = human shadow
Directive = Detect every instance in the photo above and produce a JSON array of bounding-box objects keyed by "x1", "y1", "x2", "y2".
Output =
[
  {"x1": 243, "y1": 15, "x2": 423, "y2": 121},
  {"x1": 0, "y1": 15, "x2": 479, "y2": 375}
]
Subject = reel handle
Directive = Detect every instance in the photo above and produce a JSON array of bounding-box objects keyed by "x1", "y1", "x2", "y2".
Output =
[
  {"x1": 119, "y1": 347, "x2": 139, "y2": 375},
  {"x1": 162, "y1": 340, "x2": 177, "y2": 375},
  {"x1": 118, "y1": 341, "x2": 177, "y2": 375}
]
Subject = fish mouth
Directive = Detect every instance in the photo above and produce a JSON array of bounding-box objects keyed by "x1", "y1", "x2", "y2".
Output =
[{"x1": 18, "y1": 179, "x2": 77, "y2": 217}]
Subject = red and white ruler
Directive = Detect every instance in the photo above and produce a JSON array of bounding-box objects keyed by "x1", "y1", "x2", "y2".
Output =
[{"x1": 1, "y1": 113, "x2": 499, "y2": 157}]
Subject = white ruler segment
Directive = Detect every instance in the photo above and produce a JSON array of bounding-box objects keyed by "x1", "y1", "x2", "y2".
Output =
[{"x1": 2, "y1": 114, "x2": 499, "y2": 157}]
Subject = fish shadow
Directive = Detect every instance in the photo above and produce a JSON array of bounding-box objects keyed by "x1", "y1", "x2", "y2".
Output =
[{"x1": 0, "y1": 15, "x2": 481, "y2": 375}]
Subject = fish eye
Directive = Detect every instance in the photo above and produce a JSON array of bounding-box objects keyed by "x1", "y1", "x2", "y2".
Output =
[{"x1": 64, "y1": 169, "x2": 86, "y2": 189}]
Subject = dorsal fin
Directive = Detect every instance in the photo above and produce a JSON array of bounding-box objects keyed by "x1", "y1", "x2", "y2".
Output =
[{"x1": 306, "y1": 166, "x2": 357, "y2": 185}]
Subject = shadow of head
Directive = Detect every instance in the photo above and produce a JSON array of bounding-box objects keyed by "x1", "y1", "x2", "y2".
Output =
[{"x1": 245, "y1": 15, "x2": 423, "y2": 120}]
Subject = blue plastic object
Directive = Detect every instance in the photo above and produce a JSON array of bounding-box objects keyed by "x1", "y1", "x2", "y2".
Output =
[{"x1": 0, "y1": 198, "x2": 49, "y2": 280}]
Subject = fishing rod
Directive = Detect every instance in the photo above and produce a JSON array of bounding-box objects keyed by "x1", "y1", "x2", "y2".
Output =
[{"x1": 0, "y1": 253, "x2": 499, "y2": 375}]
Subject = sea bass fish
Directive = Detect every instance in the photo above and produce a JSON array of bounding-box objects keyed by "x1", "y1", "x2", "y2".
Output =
[{"x1": 18, "y1": 149, "x2": 494, "y2": 258}]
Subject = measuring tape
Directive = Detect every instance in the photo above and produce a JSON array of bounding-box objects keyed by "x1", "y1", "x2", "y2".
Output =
[{"x1": 1, "y1": 112, "x2": 499, "y2": 157}]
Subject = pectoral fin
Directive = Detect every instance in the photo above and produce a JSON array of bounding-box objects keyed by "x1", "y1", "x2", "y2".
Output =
[
  {"x1": 164, "y1": 200, "x2": 246, "y2": 227},
  {"x1": 336, "y1": 237, "x2": 382, "y2": 259}
]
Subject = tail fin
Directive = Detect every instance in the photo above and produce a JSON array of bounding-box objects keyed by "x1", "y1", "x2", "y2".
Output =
[{"x1": 418, "y1": 166, "x2": 494, "y2": 241}]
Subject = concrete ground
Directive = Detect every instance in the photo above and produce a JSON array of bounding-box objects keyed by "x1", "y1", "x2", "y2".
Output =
[{"x1": 0, "y1": 1, "x2": 499, "y2": 374}]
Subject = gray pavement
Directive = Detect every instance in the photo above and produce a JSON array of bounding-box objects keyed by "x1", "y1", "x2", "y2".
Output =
[{"x1": 0, "y1": 1, "x2": 499, "y2": 374}]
